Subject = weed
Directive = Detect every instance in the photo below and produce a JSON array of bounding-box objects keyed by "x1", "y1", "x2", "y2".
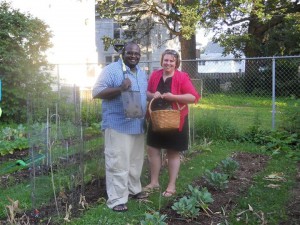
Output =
[
  {"x1": 5, "y1": 197, "x2": 20, "y2": 224},
  {"x1": 280, "y1": 97, "x2": 300, "y2": 134},
  {"x1": 79, "y1": 194, "x2": 89, "y2": 210},
  {"x1": 242, "y1": 126, "x2": 300, "y2": 161},
  {"x1": 261, "y1": 131, "x2": 299, "y2": 156},
  {"x1": 63, "y1": 204, "x2": 72, "y2": 223},
  {"x1": 189, "y1": 138, "x2": 213, "y2": 153}
]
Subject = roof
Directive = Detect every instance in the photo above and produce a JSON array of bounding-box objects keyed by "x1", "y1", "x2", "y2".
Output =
[{"x1": 204, "y1": 42, "x2": 224, "y2": 54}]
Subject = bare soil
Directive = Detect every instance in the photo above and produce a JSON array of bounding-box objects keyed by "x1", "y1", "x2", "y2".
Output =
[
  {"x1": 161, "y1": 152, "x2": 269, "y2": 224},
  {"x1": 0, "y1": 151, "x2": 299, "y2": 225}
]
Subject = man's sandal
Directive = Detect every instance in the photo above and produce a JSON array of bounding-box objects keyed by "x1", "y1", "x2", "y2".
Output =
[
  {"x1": 129, "y1": 191, "x2": 149, "y2": 199},
  {"x1": 112, "y1": 204, "x2": 128, "y2": 212},
  {"x1": 162, "y1": 190, "x2": 176, "y2": 197}
]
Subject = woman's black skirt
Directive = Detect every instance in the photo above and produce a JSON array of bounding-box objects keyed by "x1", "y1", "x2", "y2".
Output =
[{"x1": 146, "y1": 116, "x2": 189, "y2": 151}]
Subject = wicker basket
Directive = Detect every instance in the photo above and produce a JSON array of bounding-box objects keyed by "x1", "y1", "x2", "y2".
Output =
[{"x1": 149, "y1": 98, "x2": 183, "y2": 132}]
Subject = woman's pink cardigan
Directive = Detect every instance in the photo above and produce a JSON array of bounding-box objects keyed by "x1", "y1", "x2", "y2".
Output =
[{"x1": 147, "y1": 69, "x2": 201, "y2": 131}]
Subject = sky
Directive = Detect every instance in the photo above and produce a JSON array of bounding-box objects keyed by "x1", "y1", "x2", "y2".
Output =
[
  {"x1": 7, "y1": 0, "x2": 214, "y2": 87},
  {"x1": 10, "y1": 0, "x2": 98, "y2": 64},
  {"x1": 9, "y1": 0, "x2": 99, "y2": 87},
  {"x1": 197, "y1": 28, "x2": 213, "y2": 48},
  {"x1": 9, "y1": 0, "x2": 212, "y2": 59}
]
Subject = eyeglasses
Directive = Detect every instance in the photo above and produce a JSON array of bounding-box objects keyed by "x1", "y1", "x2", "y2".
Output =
[
  {"x1": 164, "y1": 49, "x2": 178, "y2": 56},
  {"x1": 125, "y1": 51, "x2": 141, "y2": 57}
]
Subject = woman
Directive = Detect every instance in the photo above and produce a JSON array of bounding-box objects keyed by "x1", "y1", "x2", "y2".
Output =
[{"x1": 144, "y1": 49, "x2": 200, "y2": 197}]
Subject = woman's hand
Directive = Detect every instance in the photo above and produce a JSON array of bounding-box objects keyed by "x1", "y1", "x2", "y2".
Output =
[
  {"x1": 162, "y1": 92, "x2": 176, "y2": 101},
  {"x1": 153, "y1": 91, "x2": 162, "y2": 99}
]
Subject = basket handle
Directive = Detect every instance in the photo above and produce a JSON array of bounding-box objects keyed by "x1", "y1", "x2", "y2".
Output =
[{"x1": 149, "y1": 98, "x2": 185, "y2": 114}]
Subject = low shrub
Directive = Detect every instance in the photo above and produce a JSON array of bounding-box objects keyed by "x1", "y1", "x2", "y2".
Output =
[{"x1": 242, "y1": 126, "x2": 300, "y2": 161}]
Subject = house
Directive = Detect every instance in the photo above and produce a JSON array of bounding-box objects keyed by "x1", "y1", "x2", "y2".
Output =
[
  {"x1": 95, "y1": 17, "x2": 180, "y2": 76},
  {"x1": 198, "y1": 42, "x2": 245, "y2": 73},
  {"x1": 198, "y1": 42, "x2": 246, "y2": 92},
  {"x1": 96, "y1": 17, "x2": 180, "y2": 74}
]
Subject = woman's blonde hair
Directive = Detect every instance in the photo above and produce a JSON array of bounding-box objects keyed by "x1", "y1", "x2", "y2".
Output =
[{"x1": 160, "y1": 49, "x2": 181, "y2": 69}]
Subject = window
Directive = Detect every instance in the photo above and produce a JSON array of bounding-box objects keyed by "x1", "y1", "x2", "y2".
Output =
[
  {"x1": 157, "y1": 33, "x2": 162, "y2": 46},
  {"x1": 105, "y1": 55, "x2": 120, "y2": 65},
  {"x1": 113, "y1": 55, "x2": 120, "y2": 62},
  {"x1": 105, "y1": 56, "x2": 112, "y2": 65},
  {"x1": 113, "y1": 23, "x2": 121, "y2": 39},
  {"x1": 199, "y1": 61, "x2": 206, "y2": 66}
]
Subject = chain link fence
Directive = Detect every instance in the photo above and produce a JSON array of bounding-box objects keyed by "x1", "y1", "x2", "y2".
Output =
[
  {"x1": 141, "y1": 55, "x2": 300, "y2": 131},
  {"x1": 45, "y1": 55, "x2": 299, "y2": 149},
  {"x1": 46, "y1": 55, "x2": 299, "y2": 143}
]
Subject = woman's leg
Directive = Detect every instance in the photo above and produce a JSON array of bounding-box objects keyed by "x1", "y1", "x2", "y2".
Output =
[
  {"x1": 165, "y1": 149, "x2": 181, "y2": 193},
  {"x1": 145, "y1": 146, "x2": 161, "y2": 188}
]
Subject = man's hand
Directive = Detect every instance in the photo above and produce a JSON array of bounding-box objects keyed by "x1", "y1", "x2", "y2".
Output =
[{"x1": 120, "y1": 78, "x2": 131, "y2": 91}]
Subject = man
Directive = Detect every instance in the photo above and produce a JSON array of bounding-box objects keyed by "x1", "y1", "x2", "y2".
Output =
[{"x1": 92, "y1": 42, "x2": 148, "y2": 212}]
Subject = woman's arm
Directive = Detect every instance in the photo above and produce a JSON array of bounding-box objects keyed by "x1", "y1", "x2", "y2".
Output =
[{"x1": 162, "y1": 93, "x2": 195, "y2": 104}]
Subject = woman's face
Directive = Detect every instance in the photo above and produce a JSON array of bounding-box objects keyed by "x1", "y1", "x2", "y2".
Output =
[{"x1": 162, "y1": 54, "x2": 177, "y2": 73}]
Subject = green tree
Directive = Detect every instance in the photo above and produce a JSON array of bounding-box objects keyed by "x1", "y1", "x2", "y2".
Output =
[
  {"x1": 206, "y1": 0, "x2": 300, "y2": 57},
  {"x1": 203, "y1": 0, "x2": 300, "y2": 95},
  {"x1": 96, "y1": 0, "x2": 209, "y2": 77},
  {"x1": 95, "y1": 0, "x2": 299, "y2": 89},
  {"x1": 0, "y1": 1, "x2": 54, "y2": 123}
]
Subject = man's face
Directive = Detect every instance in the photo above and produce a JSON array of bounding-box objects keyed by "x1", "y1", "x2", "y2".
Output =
[{"x1": 123, "y1": 44, "x2": 141, "y2": 69}]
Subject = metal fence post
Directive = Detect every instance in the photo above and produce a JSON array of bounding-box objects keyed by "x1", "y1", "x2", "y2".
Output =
[{"x1": 272, "y1": 56, "x2": 276, "y2": 130}]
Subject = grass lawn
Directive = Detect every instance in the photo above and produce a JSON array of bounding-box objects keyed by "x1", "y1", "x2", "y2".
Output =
[{"x1": 195, "y1": 94, "x2": 279, "y2": 131}]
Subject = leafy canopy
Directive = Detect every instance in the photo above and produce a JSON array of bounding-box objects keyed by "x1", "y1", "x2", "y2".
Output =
[
  {"x1": 96, "y1": 0, "x2": 209, "y2": 49},
  {"x1": 206, "y1": 0, "x2": 300, "y2": 57},
  {"x1": 96, "y1": 0, "x2": 300, "y2": 57},
  {"x1": 0, "y1": 1, "x2": 54, "y2": 123}
]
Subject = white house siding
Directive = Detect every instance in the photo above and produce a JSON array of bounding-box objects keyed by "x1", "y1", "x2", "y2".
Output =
[
  {"x1": 95, "y1": 18, "x2": 180, "y2": 75},
  {"x1": 198, "y1": 42, "x2": 245, "y2": 73}
]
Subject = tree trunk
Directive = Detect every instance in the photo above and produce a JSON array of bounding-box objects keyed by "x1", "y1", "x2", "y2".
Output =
[
  {"x1": 244, "y1": 14, "x2": 268, "y2": 93},
  {"x1": 180, "y1": 35, "x2": 198, "y2": 78}
]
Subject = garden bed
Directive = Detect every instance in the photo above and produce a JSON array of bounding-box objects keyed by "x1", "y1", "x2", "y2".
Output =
[
  {"x1": 161, "y1": 153, "x2": 300, "y2": 225},
  {"x1": 161, "y1": 152, "x2": 270, "y2": 224},
  {"x1": 1, "y1": 151, "x2": 299, "y2": 224}
]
